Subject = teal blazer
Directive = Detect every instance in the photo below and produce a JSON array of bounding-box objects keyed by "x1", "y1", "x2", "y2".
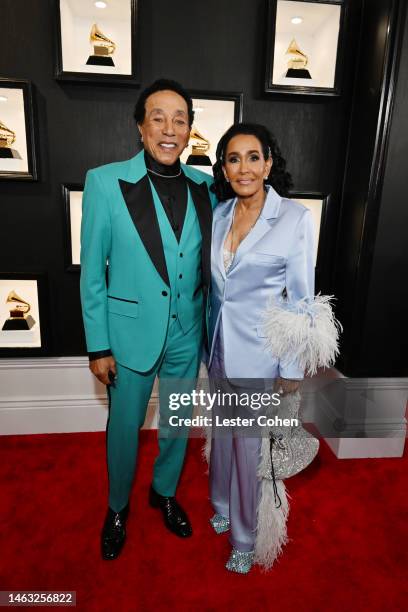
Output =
[{"x1": 80, "y1": 150, "x2": 217, "y2": 372}]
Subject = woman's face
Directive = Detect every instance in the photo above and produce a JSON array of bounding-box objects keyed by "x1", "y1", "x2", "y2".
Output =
[{"x1": 222, "y1": 134, "x2": 272, "y2": 198}]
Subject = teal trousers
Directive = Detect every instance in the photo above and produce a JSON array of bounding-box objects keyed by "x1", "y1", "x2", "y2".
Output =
[{"x1": 106, "y1": 317, "x2": 203, "y2": 512}]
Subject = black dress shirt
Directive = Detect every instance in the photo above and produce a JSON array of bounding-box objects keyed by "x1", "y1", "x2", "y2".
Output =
[{"x1": 144, "y1": 150, "x2": 187, "y2": 243}]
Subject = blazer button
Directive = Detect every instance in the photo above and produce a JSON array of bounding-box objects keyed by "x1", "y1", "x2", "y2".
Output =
[
  {"x1": 179, "y1": 253, "x2": 183, "y2": 257},
  {"x1": 171, "y1": 314, "x2": 177, "y2": 319},
  {"x1": 179, "y1": 274, "x2": 183, "y2": 279},
  {"x1": 162, "y1": 291, "x2": 168, "y2": 296}
]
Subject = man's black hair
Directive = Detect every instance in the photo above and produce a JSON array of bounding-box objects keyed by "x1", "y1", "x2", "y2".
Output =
[{"x1": 134, "y1": 79, "x2": 194, "y2": 127}]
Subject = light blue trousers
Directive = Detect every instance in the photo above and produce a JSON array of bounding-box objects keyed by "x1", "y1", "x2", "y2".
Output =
[{"x1": 208, "y1": 326, "x2": 262, "y2": 552}]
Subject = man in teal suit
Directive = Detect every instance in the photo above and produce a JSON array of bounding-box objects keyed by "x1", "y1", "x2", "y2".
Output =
[{"x1": 80, "y1": 79, "x2": 216, "y2": 559}]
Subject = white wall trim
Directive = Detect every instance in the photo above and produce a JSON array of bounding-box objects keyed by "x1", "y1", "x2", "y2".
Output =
[
  {"x1": 0, "y1": 356, "x2": 159, "y2": 435},
  {"x1": 301, "y1": 376, "x2": 408, "y2": 458},
  {"x1": 0, "y1": 357, "x2": 406, "y2": 459}
]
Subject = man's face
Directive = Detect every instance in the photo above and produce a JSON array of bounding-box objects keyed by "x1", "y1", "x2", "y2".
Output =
[{"x1": 138, "y1": 90, "x2": 191, "y2": 165}]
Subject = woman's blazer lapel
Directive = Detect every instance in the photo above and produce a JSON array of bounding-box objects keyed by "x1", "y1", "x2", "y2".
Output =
[
  {"x1": 230, "y1": 186, "x2": 282, "y2": 273},
  {"x1": 213, "y1": 186, "x2": 283, "y2": 277},
  {"x1": 212, "y1": 198, "x2": 235, "y2": 280}
]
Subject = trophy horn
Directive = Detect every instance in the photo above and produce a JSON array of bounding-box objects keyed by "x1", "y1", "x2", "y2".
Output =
[
  {"x1": 186, "y1": 126, "x2": 212, "y2": 166},
  {"x1": 189, "y1": 126, "x2": 210, "y2": 155},
  {"x1": 285, "y1": 38, "x2": 309, "y2": 68},
  {"x1": 90, "y1": 23, "x2": 116, "y2": 56},
  {"x1": 6, "y1": 290, "x2": 31, "y2": 314},
  {"x1": 0, "y1": 120, "x2": 16, "y2": 148}
]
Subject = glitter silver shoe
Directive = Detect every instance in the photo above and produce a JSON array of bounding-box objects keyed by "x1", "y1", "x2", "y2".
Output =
[
  {"x1": 225, "y1": 548, "x2": 254, "y2": 574},
  {"x1": 209, "y1": 513, "x2": 230, "y2": 534}
]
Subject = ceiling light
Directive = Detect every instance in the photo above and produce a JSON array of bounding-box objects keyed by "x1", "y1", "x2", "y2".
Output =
[
  {"x1": 95, "y1": 1, "x2": 107, "y2": 8},
  {"x1": 0, "y1": 96, "x2": 8, "y2": 102},
  {"x1": 291, "y1": 16, "x2": 303, "y2": 25}
]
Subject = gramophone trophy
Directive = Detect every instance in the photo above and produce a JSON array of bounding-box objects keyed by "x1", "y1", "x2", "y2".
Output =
[
  {"x1": 186, "y1": 127, "x2": 212, "y2": 167},
  {"x1": 86, "y1": 24, "x2": 116, "y2": 67},
  {"x1": 2, "y1": 291, "x2": 35, "y2": 330},
  {"x1": 0, "y1": 121, "x2": 21, "y2": 159},
  {"x1": 285, "y1": 39, "x2": 311, "y2": 79}
]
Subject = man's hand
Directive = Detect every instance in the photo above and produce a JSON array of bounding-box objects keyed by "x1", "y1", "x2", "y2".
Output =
[
  {"x1": 89, "y1": 355, "x2": 117, "y2": 386},
  {"x1": 274, "y1": 376, "x2": 301, "y2": 396}
]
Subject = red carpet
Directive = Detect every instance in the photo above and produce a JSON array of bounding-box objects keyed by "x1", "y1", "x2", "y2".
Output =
[{"x1": 0, "y1": 431, "x2": 407, "y2": 611}]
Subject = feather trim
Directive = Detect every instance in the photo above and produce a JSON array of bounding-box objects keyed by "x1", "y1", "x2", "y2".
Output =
[
  {"x1": 262, "y1": 293, "x2": 343, "y2": 376},
  {"x1": 254, "y1": 478, "x2": 290, "y2": 569},
  {"x1": 198, "y1": 361, "x2": 212, "y2": 468},
  {"x1": 202, "y1": 424, "x2": 212, "y2": 467}
]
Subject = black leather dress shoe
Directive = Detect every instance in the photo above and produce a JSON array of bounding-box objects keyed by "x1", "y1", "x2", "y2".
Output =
[
  {"x1": 101, "y1": 503, "x2": 129, "y2": 560},
  {"x1": 149, "y1": 486, "x2": 192, "y2": 538}
]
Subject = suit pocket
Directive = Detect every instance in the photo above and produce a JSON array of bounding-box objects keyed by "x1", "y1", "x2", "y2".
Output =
[
  {"x1": 107, "y1": 295, "x2": 139, "y2": 319},
  {"x1": 248, "y1": 252, "x2": 286, "y2": 266}
]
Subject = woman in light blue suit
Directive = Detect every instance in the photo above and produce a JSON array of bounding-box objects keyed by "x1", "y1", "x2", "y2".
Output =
[{"x1": 206, "y1": 123, "x2": 338, "y2": 574}]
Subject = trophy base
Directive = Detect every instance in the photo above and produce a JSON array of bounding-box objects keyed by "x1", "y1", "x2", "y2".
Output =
[
  {"x1": 0, "y1": 148, "x2": 22, "y2": 159},
  {"x1": 86, "y1": 55, "x2": 115, "y2": 67},
  {"x1": 285, "y1": 69, "x2": 312, "y2": 79},
  {"x1": 186, "y1": 155, "x2": 212, "y2": 167},
  {"x1": 2, "y1": 315, "x2": 36, "y2": 331}
]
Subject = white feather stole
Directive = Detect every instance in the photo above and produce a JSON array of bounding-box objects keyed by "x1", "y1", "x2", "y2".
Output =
[
  {"x1": 254, "y1": 478, "x2": 290, "y2": 570},
  {"x1": 262, "y1": 293, "x2": 343, "y2": 376},
  {"x1": 202, "y1": 425, "x2": 212, "y2": 468}
]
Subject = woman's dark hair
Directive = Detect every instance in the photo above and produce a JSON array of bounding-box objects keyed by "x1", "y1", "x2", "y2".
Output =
[
  {"x1": 134, "y1": 78, "x2": 194, "y2": 127},
  {"x1": 211, "y1": 123, "x2": 293, "y2": 201}
]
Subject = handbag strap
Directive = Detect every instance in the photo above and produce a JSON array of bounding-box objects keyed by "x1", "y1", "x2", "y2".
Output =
[{"x1": 269, "y1": 433, "x2": 282, "y2": 508}]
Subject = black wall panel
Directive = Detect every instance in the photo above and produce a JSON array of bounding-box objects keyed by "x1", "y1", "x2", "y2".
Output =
[
  {"x1": 1, "y1": 0, "x2": 362, "y2": 356},
  {"x1": 358, "y1": 2, "x2": 408, "y2": 376},
  {"x1": 333, "y1": 0, "x2": 408, "y2": 376}
]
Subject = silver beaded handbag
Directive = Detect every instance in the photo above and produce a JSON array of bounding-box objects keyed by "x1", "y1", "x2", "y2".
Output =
[{"x1": 258, "y1": 390, "x2": 319, "y2": 480}]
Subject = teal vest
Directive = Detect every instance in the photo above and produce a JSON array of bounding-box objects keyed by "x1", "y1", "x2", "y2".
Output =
[{"x1": 150, "y1": 179, "x2": 203, "y2": 333}]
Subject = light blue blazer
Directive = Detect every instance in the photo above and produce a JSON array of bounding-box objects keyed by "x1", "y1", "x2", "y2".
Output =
[{"x1": 208, "y1": 185, "x2": 316, "y2": 380}]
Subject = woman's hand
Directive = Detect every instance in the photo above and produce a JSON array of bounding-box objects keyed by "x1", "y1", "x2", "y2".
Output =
[{"x1": 274, "y1": 376, "x2": 301, "y2": 396}]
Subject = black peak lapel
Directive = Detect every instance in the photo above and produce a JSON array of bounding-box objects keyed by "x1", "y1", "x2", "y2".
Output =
[
  {"x1": 119, "y1": 176, "x2": 170, "y2": 287},
  {"x1": 186, "y1": 177, "x2": 213, "y2": 290}
]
